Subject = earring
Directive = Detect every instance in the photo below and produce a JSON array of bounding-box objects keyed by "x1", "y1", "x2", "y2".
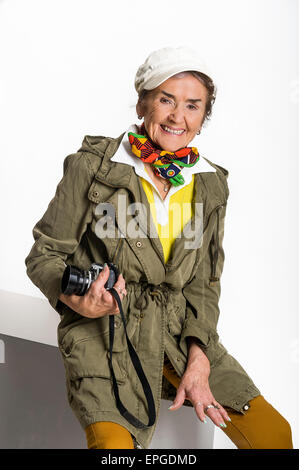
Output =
[
  {"x1": 138, "y1": 115, "x2": 142, "y2": 120},
  {"x1": 197, "y1": 130, "x2": 201, "y2": 135}
]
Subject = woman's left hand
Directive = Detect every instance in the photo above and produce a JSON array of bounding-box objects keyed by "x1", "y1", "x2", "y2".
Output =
[{"x1": 168, "y1": 341, "x2": 231, "y2": 428}]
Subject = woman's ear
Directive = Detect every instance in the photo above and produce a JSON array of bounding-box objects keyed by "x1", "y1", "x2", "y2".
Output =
[{"x1": 136, "y1": 101, "x2": 143, "y2": 120}]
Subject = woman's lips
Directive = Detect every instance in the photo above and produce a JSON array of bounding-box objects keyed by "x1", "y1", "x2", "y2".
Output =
[{"x1": 160, "y1": 124, "x2": 185, "y2": 136}]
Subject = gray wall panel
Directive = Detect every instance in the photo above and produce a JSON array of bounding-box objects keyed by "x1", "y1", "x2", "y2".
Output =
[{"x1": 0, "y1": 333, "x2": 85, "y2": 449}]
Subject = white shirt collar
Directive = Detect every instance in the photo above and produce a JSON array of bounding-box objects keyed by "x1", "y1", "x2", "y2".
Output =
[{"x1": 111, "y1": 123, "x2": 216, "y2": 202}]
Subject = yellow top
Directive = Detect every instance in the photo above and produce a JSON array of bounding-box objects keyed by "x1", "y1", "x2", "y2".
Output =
[{"x1": 140, "y1": 174, "x2": 195, "y2": 263}]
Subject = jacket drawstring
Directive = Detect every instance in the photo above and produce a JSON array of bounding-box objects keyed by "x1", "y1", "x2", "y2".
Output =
[{"x1": 134, "y1": 284, "x2": 170, "y2": 312}]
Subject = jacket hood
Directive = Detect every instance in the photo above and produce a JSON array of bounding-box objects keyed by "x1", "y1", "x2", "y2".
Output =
[{"x1": 78, "y1": 133, "x2": 125, "y2": 157}]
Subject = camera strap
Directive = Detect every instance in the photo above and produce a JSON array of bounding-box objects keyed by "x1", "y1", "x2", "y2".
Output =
[{"x1": 108, "y1": 287, "x2": 156, "y2": 429}]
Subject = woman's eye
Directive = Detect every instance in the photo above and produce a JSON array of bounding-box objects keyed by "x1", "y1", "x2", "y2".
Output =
[{"x1": 160, "y1": 97, "x2": 172, "y2": 105}]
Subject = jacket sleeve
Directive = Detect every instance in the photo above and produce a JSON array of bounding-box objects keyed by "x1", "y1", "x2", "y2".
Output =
[
  {"x1": 25, "y1": 152, "x2": 94, "y2": 314},
  {"x1": 179, "y1": 197, "x2": 229, "y2": 366}
]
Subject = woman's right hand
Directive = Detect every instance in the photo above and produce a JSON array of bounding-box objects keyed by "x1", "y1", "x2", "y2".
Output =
[{"x1": 59, "y1": 264, "x2": 127, "y2": 318}]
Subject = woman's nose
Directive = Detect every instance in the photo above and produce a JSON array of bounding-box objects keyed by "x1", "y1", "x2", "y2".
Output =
[{"x1": 168, "y1": 105, "x2": 185, "y2": 123}]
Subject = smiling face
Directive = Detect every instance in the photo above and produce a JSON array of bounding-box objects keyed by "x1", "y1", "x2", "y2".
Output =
[{"x1": 136, "y1": 73, "x2": 208, "y2": 152}]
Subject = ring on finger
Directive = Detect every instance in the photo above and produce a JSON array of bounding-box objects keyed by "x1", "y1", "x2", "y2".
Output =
[{"x1": 204, "y1": 405, "x2": 216, "y2": 413}]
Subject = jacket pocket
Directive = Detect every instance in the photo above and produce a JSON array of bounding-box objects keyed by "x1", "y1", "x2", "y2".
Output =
[
  {"x1": 167, "y1": 296, "x2": 187, "y2": 337},
  {"x1": 60, "y1": 310, "x2": 138, "y2": 352},
  {"x1": 62, "y1": 338, "x2": 127, "y2": 385},
  {"x1": 208, "y1": 204, "x2": 225, "y2": 286},
  {"x1": 59, "y1": 309, "x2": 139, "y2": 384}
]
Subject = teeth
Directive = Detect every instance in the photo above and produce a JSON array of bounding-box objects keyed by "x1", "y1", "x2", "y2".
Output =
[{"x1": 161, "y1": 125, "x2": 184, "y2": 135}]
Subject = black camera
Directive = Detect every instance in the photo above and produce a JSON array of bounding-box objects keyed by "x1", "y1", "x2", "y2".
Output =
[{"x1": 61, "y1": 262, "x2": 119, "y2": 296}]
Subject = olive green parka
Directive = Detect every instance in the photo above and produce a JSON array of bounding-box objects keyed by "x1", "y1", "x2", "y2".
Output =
[{"x1": 25, "y1": 130, "x2": 261, "y2": 449}]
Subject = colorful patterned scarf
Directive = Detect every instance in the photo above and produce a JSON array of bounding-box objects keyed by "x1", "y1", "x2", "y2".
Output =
[{"x1": 128, "y1": 123, "x2": 200, "y2": 187}]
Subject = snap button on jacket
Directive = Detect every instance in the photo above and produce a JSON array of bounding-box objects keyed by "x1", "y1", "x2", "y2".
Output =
[{"x1": 25, "y1": 131, "x2": 261, "y2": 449}]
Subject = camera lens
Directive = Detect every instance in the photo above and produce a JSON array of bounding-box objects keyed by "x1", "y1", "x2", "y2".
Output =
[{"x1": 61, "y1": 266, "x2": 90, "y2": 296}]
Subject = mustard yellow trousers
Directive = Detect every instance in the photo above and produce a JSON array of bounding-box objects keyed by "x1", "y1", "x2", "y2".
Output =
[{"x1": 85, "y1": 354, "x2": 293, "y2": 449}]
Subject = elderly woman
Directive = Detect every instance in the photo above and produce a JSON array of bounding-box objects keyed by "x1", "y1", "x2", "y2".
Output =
[{"x1": 25, "y1": 46, "x2": 293, "y2": 450}]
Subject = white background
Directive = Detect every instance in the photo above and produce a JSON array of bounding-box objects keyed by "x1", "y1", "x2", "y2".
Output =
[{"x1": 0, "y1": 0, "x2": 298, "y2": 449}]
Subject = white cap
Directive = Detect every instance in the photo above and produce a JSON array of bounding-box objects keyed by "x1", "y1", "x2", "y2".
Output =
[{"x1": 135, "y1": 46, "x2": 213, "y2": 94}]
